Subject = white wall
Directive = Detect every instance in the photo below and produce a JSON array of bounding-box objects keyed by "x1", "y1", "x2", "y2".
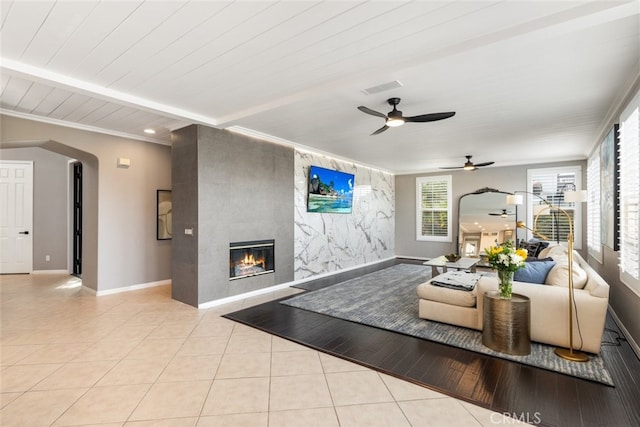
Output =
[
  {"x1": 294, "y1": 150, "x2": 395, "y2": 279},
  {"x1": 586, "y1": 79, "x2": 640, "y2": 355}
]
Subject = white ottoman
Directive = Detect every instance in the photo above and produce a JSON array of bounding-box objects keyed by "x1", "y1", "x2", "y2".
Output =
[{"x1": 416, "y1": 280, "x2": 481, "y2": 330}]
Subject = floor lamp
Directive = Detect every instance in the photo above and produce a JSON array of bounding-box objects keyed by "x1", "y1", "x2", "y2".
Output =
[{"x1": 506, "y1": 190, "x2": 589, "y2": 362}]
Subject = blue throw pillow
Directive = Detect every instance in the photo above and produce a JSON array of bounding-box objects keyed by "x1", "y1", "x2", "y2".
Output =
[{"x1": 514, "y1": 260, "x2": 557, "y2": 284}]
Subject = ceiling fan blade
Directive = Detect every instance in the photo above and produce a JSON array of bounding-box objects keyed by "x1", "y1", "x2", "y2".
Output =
[
  {"x1": 371, "y1": 125, "x2": 389, "y2": 136},
  {"x1": 358, "y1": 106, "x2": 387, "y2": 118},
  {"x1": 474, "y1": 161, "x2": 495, "y2": 167},
  {"x1": 439, "y1": 166, "x2": 464, "y2": 170},
  {"x1": 404, "y1": 112, "x2": 456, "y2": 122}
]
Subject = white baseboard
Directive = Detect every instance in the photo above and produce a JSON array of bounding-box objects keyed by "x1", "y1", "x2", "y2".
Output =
[
  {"x1": 608, "y1": 305, "x2": 640, "y2": 360},
  {"x1": 89, "y1": 257, "x2": 398, "y2": 308},
  {"x1": 95, "y1": 279, "x2": 171, "y2": 296},
  {"x1": 32, "y1": 269, "x2": 69, "y2": 274},
  {"x1": 198, "y1": 257, "x2": 397, "y2": 309},
  {"x1": 198, "y1": 282, "x2": 294, "y2": 309},
  {"x1": 291, "y1": 256, "x2": 397, "y2": 286},
  {"x1": 395, "y1": 254, "x2": 430, "y2": 261}
]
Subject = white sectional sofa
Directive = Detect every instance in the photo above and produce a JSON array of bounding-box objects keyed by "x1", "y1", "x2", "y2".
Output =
[{"x1": 416, "y1": 247, "x2": 610, "y2": 354}]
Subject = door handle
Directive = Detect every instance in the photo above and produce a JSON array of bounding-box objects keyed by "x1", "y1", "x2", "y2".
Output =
[{"x1": 18, "y1": 231, "x2": 29, "y2": 235}]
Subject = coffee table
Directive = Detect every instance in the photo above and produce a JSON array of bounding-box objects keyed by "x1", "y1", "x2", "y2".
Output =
[{"x1": 423, "y1": 256, "x2": 480, "y2": 277}]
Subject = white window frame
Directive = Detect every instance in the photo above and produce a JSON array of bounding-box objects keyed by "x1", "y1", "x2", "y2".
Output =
[
  {"x1": 416, "y1": 175, "x2": 452, "y2": 242},
  {"x1": 587, "y1": 148, "x2": 602, "y2": 262},
  {"x1": 525, "y1": 166, "x2": 583, "y2": 250},
  {"x1": 619, "y1": 90, "x2": 640, "y2": 292}
]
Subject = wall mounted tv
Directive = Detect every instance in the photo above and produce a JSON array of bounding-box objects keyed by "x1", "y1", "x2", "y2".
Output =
[{"x1": 307, "y1": 165, "x2": 355, "y2": 214}]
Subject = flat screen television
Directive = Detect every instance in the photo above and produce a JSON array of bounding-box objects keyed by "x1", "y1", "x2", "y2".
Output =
[{"x1": 307, "y1": 165, "x2": 355, "y2": 214}]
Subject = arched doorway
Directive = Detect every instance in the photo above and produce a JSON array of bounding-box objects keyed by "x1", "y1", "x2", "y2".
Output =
[{"x1": 0, "y1": 140, "x2": 99, "y2": 290}]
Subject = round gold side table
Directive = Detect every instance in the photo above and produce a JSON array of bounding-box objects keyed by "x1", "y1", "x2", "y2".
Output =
[{"x1": 482, "y1": 291, "x2": 531, "y2": 356}]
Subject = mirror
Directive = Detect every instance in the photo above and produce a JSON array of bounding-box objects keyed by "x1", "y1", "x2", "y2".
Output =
[{"x1": 457, "y1": 188, "x2": 516, "y2": 258}]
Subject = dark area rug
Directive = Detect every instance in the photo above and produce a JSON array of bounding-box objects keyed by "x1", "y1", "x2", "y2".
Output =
[{"x1": 280, "y1": 263, "x2": 614, "y2": 386}]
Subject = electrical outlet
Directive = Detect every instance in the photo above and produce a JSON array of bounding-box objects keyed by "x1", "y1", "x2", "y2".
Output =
[{"x1": 45, "y1": 255, "x2": 50, "y2": 262}]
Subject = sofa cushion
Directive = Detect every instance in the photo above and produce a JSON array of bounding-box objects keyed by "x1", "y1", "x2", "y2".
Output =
[
  {"x1": 538, "y1": 244, "x2": 567, "y2": 260},
  {"x1": 416, "y1": 281, "x2": 476, "y2": 307},
  {"x1": 545, "y1": 261, "x2": 588, "y2": 289},
  {"x1": 514, "y1": 259, "x2": 556, "y2": 284},
  {"x1": 519, "y1": 239, "x2": 550, "y2": 257}
]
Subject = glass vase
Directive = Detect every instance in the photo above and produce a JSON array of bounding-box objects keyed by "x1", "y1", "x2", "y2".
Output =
[{"x1": 497, "y1": 269, "x2": 514, "y2": 299}]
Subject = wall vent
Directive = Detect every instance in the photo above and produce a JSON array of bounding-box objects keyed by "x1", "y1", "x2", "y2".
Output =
[{"x1": 361, "y1": 80, "x2": 403, "y2": 95}]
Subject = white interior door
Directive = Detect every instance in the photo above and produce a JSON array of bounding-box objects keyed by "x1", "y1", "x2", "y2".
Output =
[{"x1": 0, "y1": 161, "x2": 33, "y2": 274}]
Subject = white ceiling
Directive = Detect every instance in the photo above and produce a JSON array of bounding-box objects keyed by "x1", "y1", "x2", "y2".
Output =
[{"x1": 1, "y1": 1, "x2": 638, "y2": 174}]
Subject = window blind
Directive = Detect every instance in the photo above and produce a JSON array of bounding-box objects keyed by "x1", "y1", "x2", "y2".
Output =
[
  {"x1": 416, "y1": 176, "x2": 452, "y2": 242},
  {"x1": 526, "y1": 167, "x2": 582, "y2": 248},
  {"x1": 619, "y1": 93, "x2": 640, "y2": 289},
  {"x1": 587, "y1": 149, "x2": 601, "y2": 261}
]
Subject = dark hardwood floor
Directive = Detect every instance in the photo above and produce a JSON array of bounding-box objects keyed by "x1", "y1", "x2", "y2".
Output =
[{"x1": 224, "y1": 259, "x2": 640, "y2": 427}]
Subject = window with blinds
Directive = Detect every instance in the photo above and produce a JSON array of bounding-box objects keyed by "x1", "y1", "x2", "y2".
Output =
[
  {"x1": 619, "y1": 91, "x2": 640, "y2": 290},
  {"x1": 416, "y1": 175, "x2": 452, "y2": 242},
  {"x1": 587, "y1": 149, "x2": 602, "y2": 261},
  {"x1": 526, "y1": 166, "x2": 583, "y2": 249}
]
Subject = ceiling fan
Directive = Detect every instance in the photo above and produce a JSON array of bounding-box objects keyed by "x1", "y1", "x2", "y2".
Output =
[
  {"x1": 440, "y1": 155, "x2": 495, "y2": 171},
  {"x1": 357, "y1": 97, "x2": 455, "y2": 135},
  {"x1": 489, "y1": 209, "x2": 515, "y2": 218}
]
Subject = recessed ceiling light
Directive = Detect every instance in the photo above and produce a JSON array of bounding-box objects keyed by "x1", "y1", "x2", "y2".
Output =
[{"x1": 144, "y1": 128, "x2": 156, "y2": 134}]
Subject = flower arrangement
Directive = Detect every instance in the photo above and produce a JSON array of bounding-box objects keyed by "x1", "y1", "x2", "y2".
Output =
[{"x1": 484, "y1": 240, "x2": 528, "y2": 299}]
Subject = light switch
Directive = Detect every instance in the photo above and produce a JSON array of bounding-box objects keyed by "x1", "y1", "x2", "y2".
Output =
[
  {"x1": 184, "y1": 228, "x2": 193, "y2": 236},
  {"x1": 117, "y1": 157, "x2": 130, "y2": 168}
]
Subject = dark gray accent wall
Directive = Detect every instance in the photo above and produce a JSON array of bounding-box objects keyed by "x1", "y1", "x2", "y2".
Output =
[
  {"x1": 171, "y1": 125, "x2": 199, "y2": 306},
  {"x1": 171, "y1": 125, "x2": 294, "y2": 307}
]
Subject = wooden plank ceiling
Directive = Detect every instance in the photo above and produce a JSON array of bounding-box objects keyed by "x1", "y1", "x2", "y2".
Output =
[{"x1": 1, "y1": 1, "x2": 638, "y2": 173}]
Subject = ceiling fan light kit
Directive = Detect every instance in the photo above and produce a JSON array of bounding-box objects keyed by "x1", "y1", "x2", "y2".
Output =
[
  {"x1": 440, "y1": 155, "x2": 495, "y2": 171},
  {"x1": 357, "y1": 97, "x2": 455, "y2": 135},
  {"x1": 386, "y1": 119, "x2": 404, "y2": 127},
  {"x1": 488, "y1": 209, "x2": 515, "y2": 218}
]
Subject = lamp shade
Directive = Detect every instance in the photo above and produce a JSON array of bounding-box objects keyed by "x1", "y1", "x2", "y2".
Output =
[
  {"x1": 506, "y1": 194, "x2": 524, "y2": 205},
  {"x1": 564, "y1": 190, "x2": 587, "y2": 203}
]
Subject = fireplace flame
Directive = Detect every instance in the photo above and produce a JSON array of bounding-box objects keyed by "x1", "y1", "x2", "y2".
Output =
[
  {"x1": 241, "y1": 253, "x2": 263, "y2": 267},
  {"x1": 230, "y1": 243, "x2": 274, "y2": 280}
]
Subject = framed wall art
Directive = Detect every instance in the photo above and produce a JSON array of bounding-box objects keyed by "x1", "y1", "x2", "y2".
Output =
[{"x1": 157, "y1": 189, "x2": 172, "y2": 240}]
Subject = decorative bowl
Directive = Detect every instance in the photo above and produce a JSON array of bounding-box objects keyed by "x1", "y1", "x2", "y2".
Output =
[{"x1": 445, "y1": 253, "x2": 461, "y2": 263}]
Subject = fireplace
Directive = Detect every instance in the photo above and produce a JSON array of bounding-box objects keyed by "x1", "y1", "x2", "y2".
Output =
[{"x1": 229, "y1": 240, "x2": 275, "y2": 280}]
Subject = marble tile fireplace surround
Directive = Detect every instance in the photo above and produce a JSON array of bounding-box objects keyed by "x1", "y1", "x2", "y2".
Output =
[{"x1": 229, "y1": 240, "x2": 275, "y2": 280}]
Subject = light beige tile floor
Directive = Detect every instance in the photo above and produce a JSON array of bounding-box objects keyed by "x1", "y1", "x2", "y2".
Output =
[{"x1": 0, "y1": 273, "x2": 527, "y2": 426}]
